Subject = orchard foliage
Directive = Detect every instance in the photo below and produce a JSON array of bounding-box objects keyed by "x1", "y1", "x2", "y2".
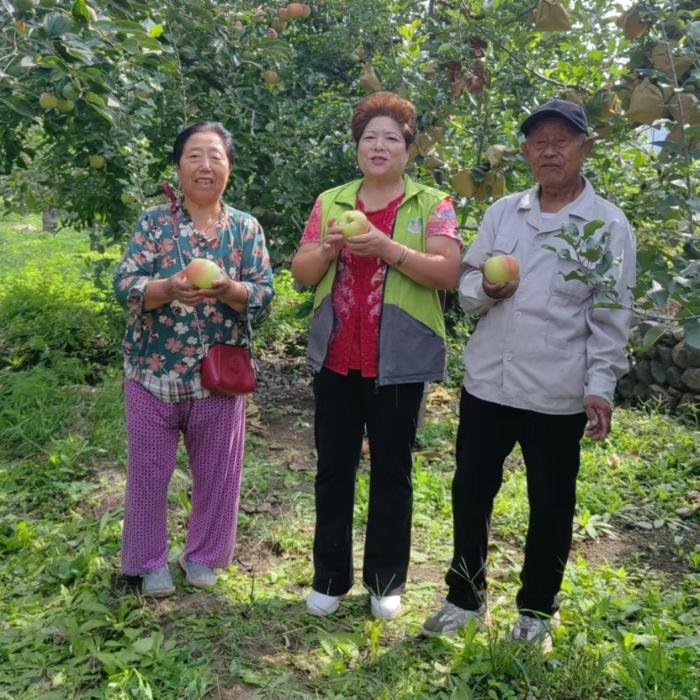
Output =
[{"x1": 0, "y1": 0, "x2": 698, "y2": 341}]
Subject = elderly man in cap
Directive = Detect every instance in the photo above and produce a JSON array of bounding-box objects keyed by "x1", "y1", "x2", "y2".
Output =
[{"x1": 422, "y1": 100, "x2": 636, "y2": 648}]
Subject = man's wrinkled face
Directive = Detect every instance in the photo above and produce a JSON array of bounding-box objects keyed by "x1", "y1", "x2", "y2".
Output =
[{"x1": 521, "y1": 118, "x2": 592, "y2": 190}]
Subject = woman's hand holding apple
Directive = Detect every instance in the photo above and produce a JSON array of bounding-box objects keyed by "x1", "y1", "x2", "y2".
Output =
[
  {"x1": 320, "y1": 218, "x2": 346, "y2": 261},
  {"x1": 343, "y1": 222, "x2": 393, "y2": 259},
  {"x1": 168, "y1": 270, "x2": 210, "y2": 306}
]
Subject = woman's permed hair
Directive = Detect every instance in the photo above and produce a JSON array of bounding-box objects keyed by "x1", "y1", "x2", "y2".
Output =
[
  {"x1": 350, "y1": 92, "x2": 417, "y2": 147},
  {"x1": 172, "y1": 121, "x2": 236, "y2": 166}
]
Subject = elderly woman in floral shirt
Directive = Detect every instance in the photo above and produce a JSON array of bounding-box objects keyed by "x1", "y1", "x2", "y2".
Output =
[{"x1": 114, "y1": 121, "x2": 273, "y2": 597}]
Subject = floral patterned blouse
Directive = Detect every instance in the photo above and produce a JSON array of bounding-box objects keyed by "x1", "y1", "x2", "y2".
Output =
[
  {"x1": 113, "y1": 202, "x2": 274, "y2": 402},
  {"x1": 301, "y1": 194, "x2": 459, "y2": 377}
]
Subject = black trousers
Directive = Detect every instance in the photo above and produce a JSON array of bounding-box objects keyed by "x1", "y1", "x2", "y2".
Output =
[
  {"x1": 446, "y1": 389, "x2": 587, "y2": 616},
  {"x1": 312, "y1": 367, "x2": 424, "y2": 597}
]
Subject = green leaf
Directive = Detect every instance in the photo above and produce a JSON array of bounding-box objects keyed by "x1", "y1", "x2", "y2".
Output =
[
  {"x1": 641, "y1": 325, "x2": 666, "y2": 353},
  {"x1": 583, "y1": 219, "x2": 605, "y2": 237},
  {"x1": 84, "y1": 91, "x2": 106, "y2": 107},
  {"x1": 107, "y1": 20, "x2": 149, "y2": 34},
  {"x1": 131, "y1": 636, "x2": 154, "y2": 654},
  {"x1": 595, "y1": 251, "x2": 614, "y2": 276},
  {"x1": 71, "y1": 0, "x2": 90, "y2": 23},
  {"x1": 581, "y1": 246, "x2": 603, "y2": 262},
  {"x1": 681, "y1": 317, "x2": 700, "y2": 349},
  {"x1": 64, "y1": 43, "x2": 95, "y2": 64},
  {"x1": 86, "y1": 102, "x2": 114, "y2": 122},
  {"x1": 43, "y1": 12, "x2": 75, "y2": 38},
  {"x1": 0, "y1": 97, "x2": 35, "y2": 119}
]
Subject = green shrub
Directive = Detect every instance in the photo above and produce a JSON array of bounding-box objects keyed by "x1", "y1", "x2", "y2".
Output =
[
  {"x1": 255, "y1": 268, "x2": 312, "y2": 358},
  {"x1": 0, "y1": 363, "x2": 89, "y2": 460},
  {"x1": 0, "y1": 252, "x2": 123, "y2": 377}
]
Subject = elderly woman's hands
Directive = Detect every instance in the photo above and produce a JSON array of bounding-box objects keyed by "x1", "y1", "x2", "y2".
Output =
[
  {"x1": 168, "y1": 270, "x2": 209, "y2": 306},
  {"x1": 166, "y1": 270, "x2": 247, "y2": 313},
  {"x1": 204, "y1": 272, "x2": 249, "y2": 313}
]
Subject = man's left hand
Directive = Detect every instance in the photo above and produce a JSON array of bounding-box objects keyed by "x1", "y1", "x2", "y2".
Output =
[{"x1": 583, "y1": 395, "x2": 612, "y2": 441}]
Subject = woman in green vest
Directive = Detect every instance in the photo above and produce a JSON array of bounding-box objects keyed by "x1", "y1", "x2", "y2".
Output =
[{"x1": 291, "y1": 92, "x2": 462, "y2": 619}]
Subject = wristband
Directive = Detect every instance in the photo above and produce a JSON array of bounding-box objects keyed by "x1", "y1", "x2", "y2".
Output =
[{"x1": 393, "y1": 245, "x2": 409, "y2": 267}]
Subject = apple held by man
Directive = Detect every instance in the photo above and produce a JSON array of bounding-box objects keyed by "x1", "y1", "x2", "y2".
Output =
[{"x1": 483, "y1": 254, "x2": 519, "y2": 284}]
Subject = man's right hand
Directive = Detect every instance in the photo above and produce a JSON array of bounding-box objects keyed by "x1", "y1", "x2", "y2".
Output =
[{"x1": 480, "y1": 262, "x2": 518, "y2": 299}]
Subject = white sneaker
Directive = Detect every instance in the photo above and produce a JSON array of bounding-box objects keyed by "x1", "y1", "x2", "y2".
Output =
[
  {"x1": 370, "y1": 594, "x2": 401, "y2": 620},
  {"x1": 421, "y1": 600, "x2": 489, "y2": 637},
  {"x1": 510, "y1": 612, "x2": 559, "y2": 652},
  {"x1": 306, "y1": 590, "x2": 341, "y2": 617}
]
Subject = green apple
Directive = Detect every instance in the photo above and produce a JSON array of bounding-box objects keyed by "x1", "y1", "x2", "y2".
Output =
[
  {"x1": 62, "y1": 82, "x2": 79, "y2": 101},
  {"x1": 483, "y1": 254, "x2": 519, "y2": 284},
  {"x1": 186, "y1": 258, "x2": 221, "y2": 288},
  {"x1": 56, "y1": 98, "x2": 75, "y2": 112},
  {"x1": 39, "y1": 92, "x2": 58, "y2": 110},
  {"x1": 88, "y1": 154, "x2": 106, "y2": 169},
  {"x1": 336, "y1": 210, "x2": 370, "y2": 238}
]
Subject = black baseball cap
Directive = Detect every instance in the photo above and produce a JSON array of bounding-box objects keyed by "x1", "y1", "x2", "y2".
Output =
[{"x1": 520, "y1": 99, "x2": 589, "y2": 136}]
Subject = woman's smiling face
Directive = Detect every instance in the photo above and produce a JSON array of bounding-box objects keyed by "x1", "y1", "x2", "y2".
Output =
[
  {"x1": 177, "y1": 130, "x2": 231, "y2": 203},
  {"x1": 356, "y1": 115, "x2": 409, "y2": 181}
]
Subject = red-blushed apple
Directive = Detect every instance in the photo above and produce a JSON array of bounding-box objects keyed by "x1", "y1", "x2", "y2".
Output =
[
  {"x1": 263, "y1": 69, "x2": 279, "y2": 85},
  {"x1": 287, "y1": 3, "x2": 305, "y2": 18},
  {"x1": 186, "y1": 258, "x2": 221, "y2": 288},
  {"x1": 336, "y1": 210, "x2": 370, "y2": 238},
  {"x1": 483, "y1": 254, "x2": 519, "y2": 284}
]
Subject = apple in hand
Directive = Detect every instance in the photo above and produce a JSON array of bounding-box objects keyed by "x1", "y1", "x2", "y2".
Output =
[
  {"x1": 483, "y1": 254, "x2": 519, "y2": 284},
  {"x1": 336, "y1": 210, "x2": 370, "y2": 238},
  {"x1": 185, "y1": 258, "x2": 221, "y2": 288}
]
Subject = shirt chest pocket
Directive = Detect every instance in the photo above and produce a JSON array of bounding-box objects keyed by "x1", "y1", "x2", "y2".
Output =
[
  {"x1": 550, "y1": 255, "x2": 593, "y2": 303},
  {"x1": 492, "y1": 232, "x2": 517, "y2": 255}
]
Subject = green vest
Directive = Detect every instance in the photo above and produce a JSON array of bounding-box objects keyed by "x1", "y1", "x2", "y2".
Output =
[{"x1": 307, "y1": 176, "x2": 448, "y2": 385}]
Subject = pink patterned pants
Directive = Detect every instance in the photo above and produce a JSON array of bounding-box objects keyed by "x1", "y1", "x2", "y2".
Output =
[{"x1": 121, "y1": 379, "x2": 246, "y2": 575}]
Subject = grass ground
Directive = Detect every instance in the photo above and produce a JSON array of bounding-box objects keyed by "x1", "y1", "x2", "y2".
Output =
[{"x1": 1, "y1": 217, "x2": 699, "y2": 699}]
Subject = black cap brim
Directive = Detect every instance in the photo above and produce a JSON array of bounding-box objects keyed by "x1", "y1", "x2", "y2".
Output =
[{"x1": 521, "y1": 110, "x2": 588, "y2": 136}]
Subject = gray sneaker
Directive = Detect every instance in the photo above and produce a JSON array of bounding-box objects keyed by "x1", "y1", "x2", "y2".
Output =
[
  {"x1": 421, "y1": 600, "x2": 488, "y2": 637},
  {"x1": 179, "y1": 555, "x2": 217, "y2": 589},
  {"x1": 510, "y1": 612, "x2": 559, "y2": 652},
  {"x1": 141, "y1": 565, "x2": 175, "y2": 598}
]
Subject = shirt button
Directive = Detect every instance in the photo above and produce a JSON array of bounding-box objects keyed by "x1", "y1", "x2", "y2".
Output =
[
  {"x1": 505, "y1": 353, "x2": 513, "y2": 361},
  {"x1": 515, "y1": 311, "x2": 522, "y2": 318},
  {"x1": 527, "y1": 273, "x2": 534, "y2": 280}
]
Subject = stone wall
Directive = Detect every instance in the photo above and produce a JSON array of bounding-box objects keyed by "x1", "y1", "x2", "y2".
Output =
[{"x1": 617, "y1": 322, "x2": 700, "y2": 411}]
